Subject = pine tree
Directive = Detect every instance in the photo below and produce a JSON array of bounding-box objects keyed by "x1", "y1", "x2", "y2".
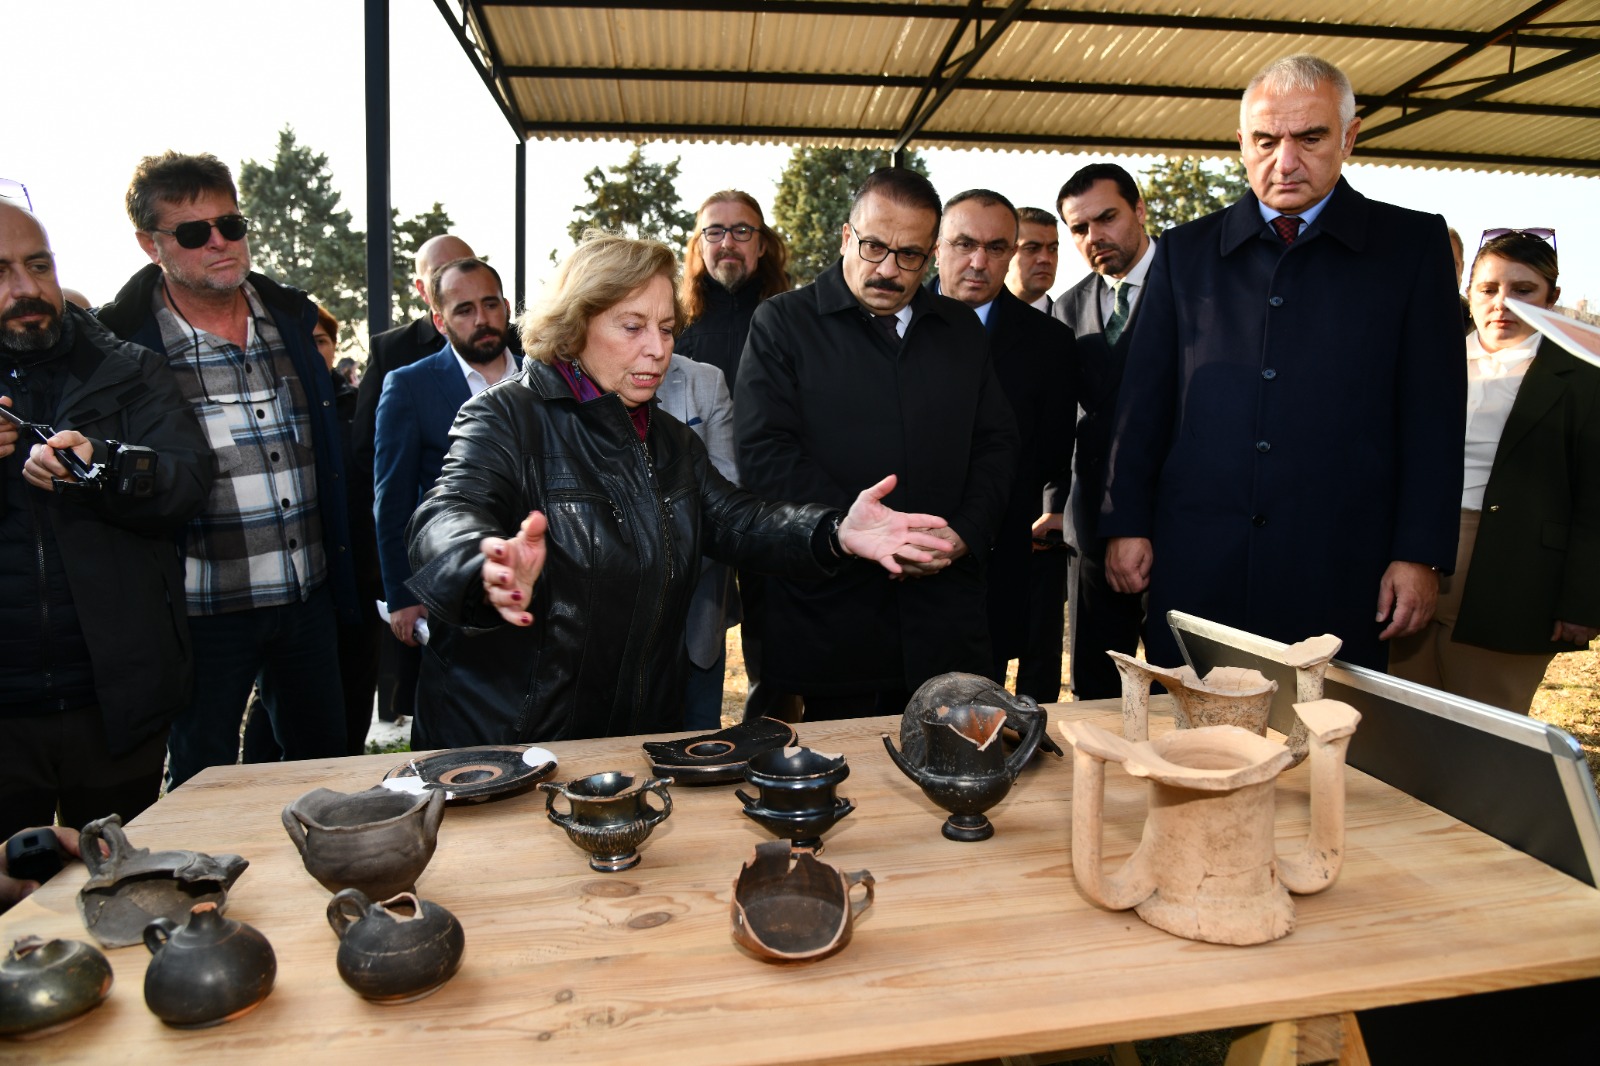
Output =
[
  {"x1": 771, "y1": 148, "x2": 930, "y2": 286},
  {"x1": 1138, "y1": 156, "x2": 1249, "y2": 231},
  {"x1": 566, "y1": 146, "x2": 694, "y2": 247},
  {"x1": 238, "y1": 126, "x2": 367, "y2": 341}
]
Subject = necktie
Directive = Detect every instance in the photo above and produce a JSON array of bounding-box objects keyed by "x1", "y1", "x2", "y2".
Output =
[
  {"x1": 871, "y1": 313, "x2": 901, "y2": 344},
  {"x1": 1104, "y1": 280, "x2": 1132, "y2": 346},
  {"x1": 1271, "y1": 215, "x2": 1303, "y2": 245}
]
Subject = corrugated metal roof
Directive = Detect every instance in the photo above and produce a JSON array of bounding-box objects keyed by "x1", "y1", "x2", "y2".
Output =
[{"x1": 450, "y1": 0, "x2": 1600, "y2": 173}]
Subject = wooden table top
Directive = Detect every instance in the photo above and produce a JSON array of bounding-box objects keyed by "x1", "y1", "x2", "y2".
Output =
[{"x1": 5, "y1": 700, "x2": 1600, "y2": 1065}]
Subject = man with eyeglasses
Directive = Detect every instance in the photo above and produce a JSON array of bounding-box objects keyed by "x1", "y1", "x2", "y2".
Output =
[
  {"x1": 930, "y1": 189, "x2": 1075, "y2": 701},
  {"x1": 97, "y1": 151, "x2": 361, "y2": 787},
  {"x1": 0, "y1": 201, "x2": 210, "y2": 839},
  {"x1": 736, "y1": 167, "x2": 1019, "y2": 720},
  {"x1": 1100, "y1": 54, "x2": 1464, "y2": 672}
]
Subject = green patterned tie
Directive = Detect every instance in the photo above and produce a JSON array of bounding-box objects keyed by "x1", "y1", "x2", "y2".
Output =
[{"x1": 1105, "y1": 279, "x2": 1132, "y2": 346}]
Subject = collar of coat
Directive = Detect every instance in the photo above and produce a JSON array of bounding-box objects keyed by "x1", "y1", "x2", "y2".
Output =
[
  {"x1": 96, "y1": 261, "x2": 312, "y2": 342},
  {"x1": 811, "y1": 258, "x2": 969, "y2": 331},
  {"x1": 1219, "y1": 175, "x2": 1369, "y2": 257}
]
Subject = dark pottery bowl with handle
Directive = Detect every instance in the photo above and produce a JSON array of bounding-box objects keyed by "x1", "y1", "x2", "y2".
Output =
[
  {"x1": 143, "y1": 902, "x2": 276, "y2": 1029},
  {"x1": 730, "y1": 840, "x2": 874, "y2": 963},
  {"x1": 282, "y1": 785, "x2": 445, "y2": 899},
  {"x1": 75, "y1": 815, "x2": 249, "y2": 949},
  {"x1": 736, "y1": 746, "x2": 855, "y2": 853},
  {"x1": 327, "y1": 889, "x2": 465, "y2": 1003},
  {"x1": 0, "y1": 936, "x2": 113, "y2": 1039},
  {"x1": 883, "y1": 702, "x2": 1045, "y2": 841},
  {"x1": 540, "y1": 772, "x2": 673, "y2": 872},
  {"x1": 897, "y1": 672, "x2": 1063, "y2": 767}
]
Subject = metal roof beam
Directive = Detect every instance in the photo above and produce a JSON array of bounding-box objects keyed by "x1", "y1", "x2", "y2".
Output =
[
  {"x1": 433, "y1": 0, "x2": 523, "y2": 137},
  {"x1": 893, "y1": 0, "x2": 1035, "y2": 155},
  {"x1": 465, "y1": 0, "x2": 525, "y2": 139},
  {"x1": 1361, "y1": 46, "x2": 1595, "y2": 141}
]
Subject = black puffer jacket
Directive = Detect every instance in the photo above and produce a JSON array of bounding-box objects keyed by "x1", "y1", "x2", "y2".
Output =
[
  {"x1": 405, "y1": 359, "x2": 840, "y2": 747},
  {"x1": 674, "y1": 276, "x2": 763, "y2": 394},
  {"x1": 0, "y1": 308, "x2": 211, "y2": 754}
]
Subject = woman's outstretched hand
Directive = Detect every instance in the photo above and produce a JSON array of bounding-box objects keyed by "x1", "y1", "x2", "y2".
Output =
[
  {"x1": 481, "y1": 511, "x2": 548, "y2": 626},
  {"x1": 837, "y1": 474, "x2": 953, "y2": 575}
]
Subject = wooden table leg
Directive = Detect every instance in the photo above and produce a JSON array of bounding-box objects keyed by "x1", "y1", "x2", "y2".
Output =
[{"x1": 1225, "y1": 1013, "x2": 1369, "y2": 1066}]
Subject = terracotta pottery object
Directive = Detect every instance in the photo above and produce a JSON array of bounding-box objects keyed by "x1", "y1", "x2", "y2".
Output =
[
  {"x1": 76, "y1": 815, "x2": 249, "y2": 949},
  {"x1": 898, "y1": 671, "x2": 1064, "y2": 765},
  {"x1": 1108, "y1": 651, "x2": 1278, "y2": 741},
  {"x1": 1278, "y1": 634, "x2": 1344, "y2": 767},
  {"x1": 143, "y1": 902, "x2": 276, "y2": 1028},
  {"x1": 540, "y1": 772, "x2": 673, "y2": 872},
  {"x1": 882, "y1": 702, "x2": 1044, "y2": 841},
  {"x1": 1062, "y1": 699, "x2": 1361, "y2": 946},
  {"x1": 327, "y1": 889, "x2": 465, "y2": 1004},
  {"x1": 0, "y1": 936, "x2": 113, "y2": 1039},
  {"x1": 643, "y1": 717, "x2": 797, "y2": 785},
  {"x1": 282, "y1": 785, "x2": 446, "y2": 899},
  {"x1": 730, "y1": 840, "x2": 874, "y2": 963},
  {"x1": 736, "y1": 746, "x2": 855, "y2": 854}
]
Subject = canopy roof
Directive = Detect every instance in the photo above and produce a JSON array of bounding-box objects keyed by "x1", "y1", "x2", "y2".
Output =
[{"x1": 436, "y1": 0, "x2": 1600, "y2": 174}]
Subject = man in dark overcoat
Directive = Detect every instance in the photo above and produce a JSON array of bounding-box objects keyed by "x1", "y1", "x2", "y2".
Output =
[
  {"x1": 930, "y1": 189, "x2": 1074, "y2": 699},
  {"x1": 1100, "y1": 54, "x2": 1465, "y2": 671},
  {"x1": 735, "y1": 168, "x2": 1019, "y2": 719}
]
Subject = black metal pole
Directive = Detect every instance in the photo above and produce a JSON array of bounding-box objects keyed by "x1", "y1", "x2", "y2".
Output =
[
  {"x1": 515, "y1": 140, "x2": 527, "y2": 315},
  {"x1": 365, "y1": 0, "x2": 393, "y2": 339}
]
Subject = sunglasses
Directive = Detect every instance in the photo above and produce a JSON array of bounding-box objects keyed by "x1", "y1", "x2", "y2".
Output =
[
  {"x1": 152, "y1": 213, "x2": 251, "y2": 249},
  {"x1": 1479, "y1": 227, "x2": 1556, "y2": 251},
  {"x1": 0, "y1": 178, "x2": 29, "y2": 211}
]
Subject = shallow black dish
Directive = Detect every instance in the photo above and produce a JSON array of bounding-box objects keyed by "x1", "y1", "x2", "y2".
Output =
[
  {"x1": 643, "y1": 718, "x2": 797, "y2": 785},
  {"x1": 383, "y1": 745, "x2": 557, "y2": 803}
]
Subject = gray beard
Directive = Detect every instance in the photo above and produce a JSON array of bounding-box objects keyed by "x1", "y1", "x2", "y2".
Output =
[{"x1": 710, "y1": 259, "x2": 750, "y2": 291}]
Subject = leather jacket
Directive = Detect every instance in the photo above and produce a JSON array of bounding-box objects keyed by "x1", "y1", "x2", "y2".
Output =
[{"x1": 406, "y1": 359, "x2": 840, "y2": 746}]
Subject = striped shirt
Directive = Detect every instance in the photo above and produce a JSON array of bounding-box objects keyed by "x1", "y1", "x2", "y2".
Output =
[{"x1": 154, "y1": 282, "x2": 325, "y2": 614}]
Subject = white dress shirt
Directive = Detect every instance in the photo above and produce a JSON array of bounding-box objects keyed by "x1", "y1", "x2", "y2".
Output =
[
  {"x1": 1462, "y1": 331, "x2": 1539, "y2": 511},
  {"x1": 454, "y1": 347, "x2": 513, "y2": 396}
]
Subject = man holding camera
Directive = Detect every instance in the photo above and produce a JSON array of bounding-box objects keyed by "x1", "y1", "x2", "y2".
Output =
[{"x1": 0, "y1": 201, "x2": 210, "y2": 841}]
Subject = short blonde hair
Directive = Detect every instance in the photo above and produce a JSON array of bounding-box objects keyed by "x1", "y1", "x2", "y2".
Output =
[{"x1": 522, "y1": 231, "x2": 683, "y2": 365}]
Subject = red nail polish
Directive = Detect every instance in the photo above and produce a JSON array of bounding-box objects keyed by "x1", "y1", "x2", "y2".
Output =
[{"x1": 510, "y1": 590, "x2": 522, "y2": 602}]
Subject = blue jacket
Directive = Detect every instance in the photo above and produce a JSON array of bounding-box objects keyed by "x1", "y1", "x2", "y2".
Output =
[{"x1": 95, "y1": 264, "x2": 360, "y2": 625}]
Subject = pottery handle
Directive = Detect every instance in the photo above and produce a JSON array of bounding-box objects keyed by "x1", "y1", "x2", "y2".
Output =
[
  {"x1": 78, "y1": 816, "x2": 120, "y2": 878},
  {"x1": 835, "y1": 797, "x2": 856, "y2": 819},
  {"x1": 143, "y1": 917, "x2": 177, "y2": 955},
  {"x1": 734, "y1": 788, "x2": 759, "y2": 808},
  {"x1": 1004, "y1": 709, "x2": 1048, "y2": 780},
  {"x1": 327, "y1": 888, "x2": 371, "y2": 939},
  {"x1": 641, "y1": 777, "x2": 674, "y2": 827},
  {"x1": 540, "y1": 782, "x2": 573, "y2": 828},
  {"x1": 845, "y1": 869, "x2": 876, "y2": 920},
  {"x1": 421, "y1": 787, "x2": 447, "y2": 836},
  {"x1": 280, "y1": 803, "x2": 310, "y2": 856}
]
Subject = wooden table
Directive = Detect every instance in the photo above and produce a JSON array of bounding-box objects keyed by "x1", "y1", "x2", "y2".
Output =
[{"x1": 5, "y1": 700, "x2": 1600, "y2": 1065}]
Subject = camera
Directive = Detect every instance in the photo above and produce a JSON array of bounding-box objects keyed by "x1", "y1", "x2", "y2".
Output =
[{"x1": 104, "y1": 441, "x2": 158, "y2": 497}]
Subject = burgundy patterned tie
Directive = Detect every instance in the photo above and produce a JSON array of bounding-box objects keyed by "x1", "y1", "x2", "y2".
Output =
[
  {"x1": 871, "y1": 313, "x2": 901, "y2": 343},
  {"x1": 1271, "y1": 215, "x2": 1303, "y2": 245}
]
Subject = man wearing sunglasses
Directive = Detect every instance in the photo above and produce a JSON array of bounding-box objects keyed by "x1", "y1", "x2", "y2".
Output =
[
  {"x1": 97, "y1": 151, "x2": 360, "y2": 788},
  {"x1": 735, "y1": 167, "x2": 1019, "y2": 720},
  {"x1": 0, "y1": 201, "x2": 210, "y2": 839}
]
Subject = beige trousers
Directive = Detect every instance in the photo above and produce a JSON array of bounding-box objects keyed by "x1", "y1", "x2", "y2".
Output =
[{"x1": 1389, "y1": 509, "x2": 1554, "y2": 714}]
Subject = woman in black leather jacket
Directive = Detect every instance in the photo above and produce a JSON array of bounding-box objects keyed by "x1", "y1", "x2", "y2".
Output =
[{"x1": 405, "y1": 234, "x2": 949, "y2": 748}]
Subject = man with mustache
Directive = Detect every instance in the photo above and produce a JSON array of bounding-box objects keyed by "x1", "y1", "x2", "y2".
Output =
[
  {"x1": 736, "y1": 168, "x2": 1019, "y2": 719},
  {"x1": 374, "y1": 258, "x2": 518, "y2": 690},
  {"x1": 97, "y1": 152, "x2": 361, "y2": 788},
  {"x1": 931, "y1": 189, "x2": 1075, "y2": 700},
  {"x1": 1, "y1": 201, "x2": 209, "y2": 835},
  {"x1": 675, "y1": 192, "x2": 795, "y2": 725},
  {"x1": 1050, "y1": 163, "x2": 1155, "y2": 699}
]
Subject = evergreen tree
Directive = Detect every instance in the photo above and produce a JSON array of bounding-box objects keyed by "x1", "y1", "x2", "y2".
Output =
[
  {"x1": 567, "y1": 146, "x2": 694, "y2": 247},
  {"x1": 238, "y1": 126, "x2": 367, "y2": 340},
  {"x1": 390, "y1": 202, "x2": 457, "y2": 315},
  {"x1": 1138, "y1": 156, "x2": 1249, "y2": 231},
  {"x1": 772, "y1": 147, "x2": 930, "y2": 286}
]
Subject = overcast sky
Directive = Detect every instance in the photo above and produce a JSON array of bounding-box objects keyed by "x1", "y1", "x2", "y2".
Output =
[{"x1": 12, "y1": 1, "x2": 1598, "y2": 336}]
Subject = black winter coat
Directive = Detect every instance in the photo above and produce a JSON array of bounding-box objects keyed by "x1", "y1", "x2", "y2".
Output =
[
  {"x1": 735, "y1": 261, "x2": 1020, "y2": 694},
  {"x1": 405, "y1": 360, "x2": 840, "y2": 747},
  {"x1": 0, "y1": 308, "x2": 211, "y2": 755},
  {"x1": 675, "y1": 277, "x2": 763, "y2": 393}
]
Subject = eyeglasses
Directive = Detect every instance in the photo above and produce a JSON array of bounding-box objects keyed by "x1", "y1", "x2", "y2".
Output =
[
  {"x1": 0, "y1": 178, "x2": 30, "y2": 211},
  {"x1": 849, "y1": 224, "x2": 928, "y2": 272},
  {"x1": 702, "y1": 224, "x2": 757, "y2": 243},
  {"x1": 1480, "y1": 227, "x2": 1556, "y2": 251},
  {"x1": 943, "y1": 236, "x2": 1016, "y2": 259},
  {"x1": 152, "y1": 214, "x2": 251, "y2": 249}
]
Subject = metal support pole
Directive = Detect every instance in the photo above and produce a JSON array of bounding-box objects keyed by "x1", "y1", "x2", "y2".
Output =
[
  {"x1": 515, "y1": 140, "x2": 527, "y2": 315},
  {"x1": 365, "y1": 0, "x2": 393, "y2": 339},
  {"x1": 893, "y1": 148, "x2": 907, "y2": 169}
]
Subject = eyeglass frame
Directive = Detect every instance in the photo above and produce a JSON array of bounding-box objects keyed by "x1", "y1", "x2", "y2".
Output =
[
  {"x1": 150, "y1": 213, "x2": 252, "y2": 250},
  {"x1": 942, "y1": 235, "x2": 1018, "y2": 260},
  {"x1": 847, "y1": 223, "x2": 929, "y2": 272},
  {"x1": 1479, "y1": 227, "x2": 1556, "y2": 253},
  {"x1": 701, "y1": 223, "x2": 757, "y2": 244},
  {"x1": 0, "y1": 178, "x2": 30, "y2": 212}
]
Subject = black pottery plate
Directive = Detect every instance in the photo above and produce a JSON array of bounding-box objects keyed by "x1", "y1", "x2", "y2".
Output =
[
  {"x1": 382, "y1": 745, "x2": 557, "y2": 803},
  {"x1": 642, "y1": 718, "x2": 797, "y2": 785}
]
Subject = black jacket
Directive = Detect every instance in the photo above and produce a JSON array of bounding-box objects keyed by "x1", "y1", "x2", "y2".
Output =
[
  {"x1": 405, "y1": 359, "x2": 840, "y2": 747},
  {"x1": 675, "y1": 277, "x2": 763, "y2": 393},
  {"x1": 0, "y1": 307, "x2": 211, "y2": 755},
  {"x1": 96, "y1": 264, "x2": 361, "y2": 625},
  {"x1": 735, "y1": 261, "x2": 1020, "y2": 694}
]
